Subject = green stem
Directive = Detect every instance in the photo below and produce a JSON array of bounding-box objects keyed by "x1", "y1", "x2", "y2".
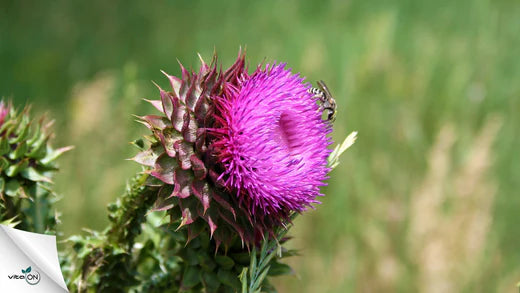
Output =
[
  {"x1": 106, "y1": 173, "x2": 157, "y2": 247},
  {"x1": 72, "y1": 172, "x2": 159, "y2": 292},
  {"x1": 34, "y1": 189, "x2": 43, "y2": 233}
]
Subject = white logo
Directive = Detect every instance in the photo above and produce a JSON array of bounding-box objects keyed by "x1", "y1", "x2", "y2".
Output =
[{"x1": 7, "y1": 266, "x2": 41, "y2": 286}]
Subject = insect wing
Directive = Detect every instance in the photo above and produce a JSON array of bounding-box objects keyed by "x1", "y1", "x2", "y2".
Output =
[{"x1": 317, "y1": 80, "x2": 333, "y2": 99}]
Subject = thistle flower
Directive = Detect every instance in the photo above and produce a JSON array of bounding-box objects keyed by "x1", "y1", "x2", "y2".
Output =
[
  {"x1": 135, "y1": 51, "x2": 332, "y2": 247},
  {"x1": 212, "y1": 63, "x2": 332, "y2": 224}
]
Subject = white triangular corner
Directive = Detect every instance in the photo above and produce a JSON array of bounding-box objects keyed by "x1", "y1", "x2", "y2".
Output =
[{"x1": 0, "y1": 224, "x2": 69, "y2": 292}]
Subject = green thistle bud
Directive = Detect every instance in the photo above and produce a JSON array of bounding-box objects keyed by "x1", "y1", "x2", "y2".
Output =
[{"x1": 0, "y1": 100, "x2": 72, "y2": 233}]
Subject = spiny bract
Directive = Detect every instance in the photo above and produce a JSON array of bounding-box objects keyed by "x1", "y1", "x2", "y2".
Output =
[{"x1": 0, "y1": 101, "x2": 72, "y2": 232}]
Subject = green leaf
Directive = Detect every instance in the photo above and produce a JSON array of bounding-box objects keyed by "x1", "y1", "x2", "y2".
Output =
[
  {"x1": 181, "y1": 266, "x2": 201, "y2": 288},
  {"x1": 229, "y1": 252, "x2": 251, "y2": 265},
  {"x1": 6, "y1": 159, "x2": 29, "y2": 177},
  {"x1": 217, "y1": 268, "x2": 241, "y2": 289},
  {"x1": 20, "y1": 167, "x2": 52, "y2": 183},
  {"x1": 0, "y1": 216, "x2": 20, "y2": 228},
  {"x1": 110, "y1": 244, "x2": 126, "y2": 256},
  {"x1": 249, "y1": 247, "x2": 257, "y2": 281},
  {"x1": 259, "y1": 238, "x2": 268, "y2": 264},
  {"x1": 26, "y1": 121, "x2": 41, "y2": 146},
  {"x1": 11, "y1": 118, "x2": 31, "y2": 144},
  {"x1": 257, "y1": 250, "x2": 276, "y2": 274},
  {"x1": 198, "y1": 252, "x2": 217, "y2": 272},
  {"x1": 179, "y1": 248, "x2": 200, "y2": 266},
  {"x1": 239, "y1": 268, "x2": 248, "y2": 293},
  {"x1": 0, "y1": 177, "x2": 5, "y2": 194},
  {"x1": 251, "y1": 265, "x2": 270, "y2": 292},
  {"x1": 201, "y1": 271, "x2": 220, "y2": 292},
  {"x1": 8, "y1": 141, "x2": 28, "y2": 160},
  {"x1": 0, "y1": 156, "x2": 9, "y2": 171},
  {"x1": 27, "y1": 134, "x2": 49, "y2": 159},
  {"x1": 215, "y1": 255, "x2": 235, "y2": 270},
  {"x1": 0, "y1": 138, "x2": 10, "y2": 156},
  {"x1": 281, "y1": 249, "x2": 300, "y2": 258},
  {"x1": 9, "y1": 115, "x2": 27, "y2": 144},
  {"x1": 4, "y1": 180, "x2": 20, "y2": 196},
  {"x1": 267, "y1": 262, "x2": 292, "y2": 276},
  {"x1": 26, "y1": 266, "x2": 31, "y2": 273},
  {"x1": 40, "y1": 146, "x2": 74, "y2": 165},
  {"x1": 0, "y1": 120, "x2": 15, "y2": 137}
]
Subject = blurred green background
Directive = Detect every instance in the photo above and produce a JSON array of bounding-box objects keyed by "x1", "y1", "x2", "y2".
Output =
[{"x1": 2, "y1": 0, "x2": 520, "y2": 292}]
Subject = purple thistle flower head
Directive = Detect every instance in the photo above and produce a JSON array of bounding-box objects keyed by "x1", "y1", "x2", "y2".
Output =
[
  {"x1": 137, "y1": 50, "x2": 334, "y2": 247},
  {"x1": 213, "y1": 63, "x2": 332, "y2": 222}
]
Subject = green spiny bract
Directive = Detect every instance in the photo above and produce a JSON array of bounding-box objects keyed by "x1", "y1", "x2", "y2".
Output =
[
  {"x1": 132, "y1": 52, "x2": 266, "y2": 250},
  {"x1": 0, "y1": 101, "x2": 72, "y2": 233}
]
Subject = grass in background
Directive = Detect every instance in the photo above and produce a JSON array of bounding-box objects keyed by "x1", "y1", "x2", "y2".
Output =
[{"x1": 2, "y1": 0, "x2": 520, "y2": 291}]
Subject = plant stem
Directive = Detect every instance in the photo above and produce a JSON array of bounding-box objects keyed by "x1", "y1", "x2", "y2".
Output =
[
  {"x1": 106, "y1": 172, "x2": 157, "y2": 247},
  {"x1": 34, "y1": 189, "x2": 43, "y2": 233},
  {"x1": 73, "y1": 172, "x2": 159, "y2": 292}
]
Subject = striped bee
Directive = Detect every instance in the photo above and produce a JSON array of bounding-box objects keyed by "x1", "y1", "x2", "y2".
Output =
[{"x1": 308, "y1": 80, "x2": 337, "y2": 122}]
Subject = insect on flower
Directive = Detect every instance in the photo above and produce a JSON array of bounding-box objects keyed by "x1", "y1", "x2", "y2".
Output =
[{"x1": 308, "y1": 80, "x2": 337, "y2": 122}]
